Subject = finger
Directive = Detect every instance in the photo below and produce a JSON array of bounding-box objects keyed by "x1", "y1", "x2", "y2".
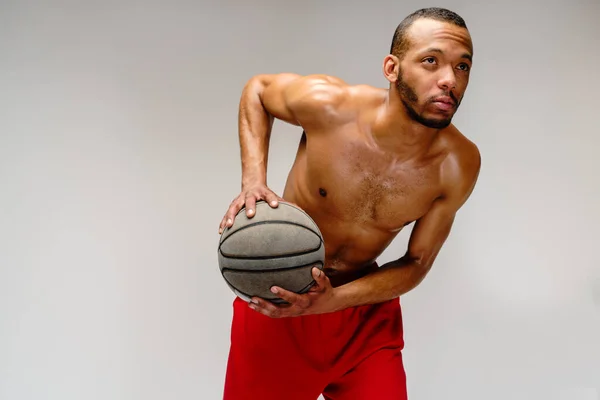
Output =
[
  {"x1": 248, "y1": 297, "x2": 284, "y2": 318},
  {"x1": 219, "y1": 215, "x2": 237, "y2": 236},
  {"x1": 263, "y1": 190, "x2": 280, "y2": 208},
  {"x1": 225, "y1": 198, "x2": 244, "y2": 227},
  {"x1": 244, "y1": 194, "x2": 257, "y2": 218},
  {"x1": 219, "y1": 213, "x2": 232, "y2": 233},
  {"x1": 220, "y1": 204, "x2": 235, "y2": 231},
  {"x1": 270, "y1": 286, "x2": 308, "y2": 308},
  {"x1": 311, "y1": 267, "x2": 329, "y2": 290}
]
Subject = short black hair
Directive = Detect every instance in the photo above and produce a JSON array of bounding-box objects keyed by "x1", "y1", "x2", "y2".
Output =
[{"x1": 390, "y1": 8, "x2": 468, "y2": 59}]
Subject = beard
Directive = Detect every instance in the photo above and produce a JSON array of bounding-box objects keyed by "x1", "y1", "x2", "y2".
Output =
[{"x1": 395, "y1": 73, "x2": 461, "y2": 129}]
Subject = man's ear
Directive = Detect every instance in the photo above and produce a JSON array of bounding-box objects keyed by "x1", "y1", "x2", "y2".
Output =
[{"x1": 382, "y1": 54, "x2": 400, "y2": 84}]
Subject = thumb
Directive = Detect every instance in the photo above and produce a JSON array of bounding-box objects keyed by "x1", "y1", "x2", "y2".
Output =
[{"x1": 311, "y1": 267, "x2": 328, "y2": 289}]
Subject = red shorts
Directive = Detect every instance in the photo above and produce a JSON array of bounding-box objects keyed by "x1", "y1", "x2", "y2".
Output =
[{"x1": 223, "y1": 296, "x2": 407, "y2": 400}]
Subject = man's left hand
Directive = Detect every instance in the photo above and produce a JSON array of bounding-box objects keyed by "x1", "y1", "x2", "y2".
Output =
[{"x1": 248, "y1": 267, "x2": 340, "y2": 318}]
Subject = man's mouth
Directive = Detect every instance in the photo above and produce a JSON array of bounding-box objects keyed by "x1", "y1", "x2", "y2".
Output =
[
  {"x1": 431, "y1": 96, "x2": 456, "y2": 111},
  {"x1": 433, "y1": 96, "x2": 455, "y2": 106}
]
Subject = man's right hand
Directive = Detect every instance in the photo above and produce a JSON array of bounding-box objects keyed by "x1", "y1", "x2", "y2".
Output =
[{"x1": 219, "y1": 184, "x2": 282, "y2": 234}]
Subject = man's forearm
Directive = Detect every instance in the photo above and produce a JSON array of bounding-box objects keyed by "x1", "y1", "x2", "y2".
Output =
[
  {"x1": 332, "y1": 257, "x2": 430, "y2": 310},
  {"x1": 238, "y1": 77, "x2": 273, "y2": 189}
]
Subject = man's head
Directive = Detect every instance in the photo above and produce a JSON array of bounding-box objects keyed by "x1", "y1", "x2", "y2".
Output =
[{"x1": 384, "y1": 8, "x2": 473, "y2": 129}]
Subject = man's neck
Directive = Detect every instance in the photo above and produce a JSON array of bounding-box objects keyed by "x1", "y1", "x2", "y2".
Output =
[{"x1": 371, "y1": 90, "x2": 440, "y2": 160}]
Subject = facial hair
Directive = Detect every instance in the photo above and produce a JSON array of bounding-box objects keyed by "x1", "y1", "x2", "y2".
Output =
[{"x1": 395, "y1": 73, "x2": 460, "y2": 130}]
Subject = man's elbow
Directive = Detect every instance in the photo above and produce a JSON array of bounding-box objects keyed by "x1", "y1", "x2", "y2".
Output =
[
  {"x1": 401, "y1": 251, "x2": 437, "y2": 288},
  {"x1": 403, "y1": 249, "x2": 435, "y2": 271}
]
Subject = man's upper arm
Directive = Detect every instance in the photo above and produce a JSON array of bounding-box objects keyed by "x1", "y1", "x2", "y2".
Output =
[
  {"x1": 251, "y1": 73, "x2": 348, "y2": 128},
  {"x1": 406, "y1": 141, "x2": 481, "y2": 268}
]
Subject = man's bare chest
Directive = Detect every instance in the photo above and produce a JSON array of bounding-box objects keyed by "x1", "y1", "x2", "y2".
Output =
[{"x1": 304, "y1": 140, "x2": 443, "y2": 229}]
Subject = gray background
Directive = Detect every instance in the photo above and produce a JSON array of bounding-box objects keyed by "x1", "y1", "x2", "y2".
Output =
[{"x1": 1, "y1": 0, "x2": 599, "y2": 399}]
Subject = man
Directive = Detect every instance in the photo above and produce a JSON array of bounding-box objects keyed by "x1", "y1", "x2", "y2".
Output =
[{"x1": 219, "y1": 7, "x2": 481, "y2": 400}]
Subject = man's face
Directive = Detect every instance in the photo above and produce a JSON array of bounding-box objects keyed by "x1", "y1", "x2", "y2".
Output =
[{"x1": 394, "y1": 19, "x2": 473, "y2": 129}]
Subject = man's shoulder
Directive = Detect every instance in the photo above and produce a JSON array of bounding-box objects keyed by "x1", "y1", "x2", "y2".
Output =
[
  {"x1": 438, "y1": 125, "x2": 481, "y2": 203},
  {"x1": 443, "y1": 125, "x2": 480, "y2": 163},
  {"x1": 285, "y1": 74, "x2": 384, "y2": 124},
  {"x1": 293, "y1": 74, "x2": 383, "y2": 103}
]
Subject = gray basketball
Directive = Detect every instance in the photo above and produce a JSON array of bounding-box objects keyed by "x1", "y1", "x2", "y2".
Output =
[{"x1": 218, "y1": 200, "x2": 325, "y2": 304}]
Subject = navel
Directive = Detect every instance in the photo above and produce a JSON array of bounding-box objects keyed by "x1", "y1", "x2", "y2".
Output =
[{"x1": 319, "y1": 187, "x2": 327, "y2": 197}]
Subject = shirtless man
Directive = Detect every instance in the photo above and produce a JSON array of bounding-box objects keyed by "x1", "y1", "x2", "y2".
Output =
[{"x1": 219, "y1": 7, "x2": 481, "y2": 400}]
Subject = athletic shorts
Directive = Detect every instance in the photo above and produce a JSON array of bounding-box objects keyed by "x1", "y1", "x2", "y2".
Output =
[{"x1": 223, "y1": 296, "x2": 407, "y2": 400}]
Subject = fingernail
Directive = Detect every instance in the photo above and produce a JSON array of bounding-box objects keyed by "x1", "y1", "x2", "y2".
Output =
[
  {"x1": 227, "y1": 218, "x2": 232, "y2": 225},
  {"x1": 247, "y1": 209, "x2": 254, "y2": 215},
  {"x1": 251, "y1": 298, "x2": 259, "y2": 305},
  {"x1": 271, "y1": 287, "x2": 278, "y2": 294},
  {"x1": 271, "y1": 201, "x2": 277, "y2": 206}
]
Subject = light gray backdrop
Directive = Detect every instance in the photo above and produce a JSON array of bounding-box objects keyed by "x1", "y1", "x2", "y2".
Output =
[{"x1": 1, "y1": 0, "x2": 599, "y2": 399}]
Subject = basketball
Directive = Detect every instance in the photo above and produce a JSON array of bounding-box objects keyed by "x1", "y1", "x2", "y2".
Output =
[{"x1": 218, "y1": 200, "x2": 325, "y2": 303}]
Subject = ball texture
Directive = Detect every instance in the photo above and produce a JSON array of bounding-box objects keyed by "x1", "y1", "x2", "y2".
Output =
[{"x1": 218, "y1": 201, "x2": 325, "y2": 303}]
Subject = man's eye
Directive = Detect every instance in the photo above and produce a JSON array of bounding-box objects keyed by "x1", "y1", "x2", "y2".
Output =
[
  {"x1": 423, "y1": 57, "x2": 436, "y2": 64},
  {"x1": 458, "y1": 63, "x2": 470, "y2": 71}
]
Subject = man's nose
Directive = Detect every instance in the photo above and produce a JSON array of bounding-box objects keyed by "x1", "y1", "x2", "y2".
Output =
[{"x1": 438, "y1": 67, "x2": 457, "y2": 91}]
